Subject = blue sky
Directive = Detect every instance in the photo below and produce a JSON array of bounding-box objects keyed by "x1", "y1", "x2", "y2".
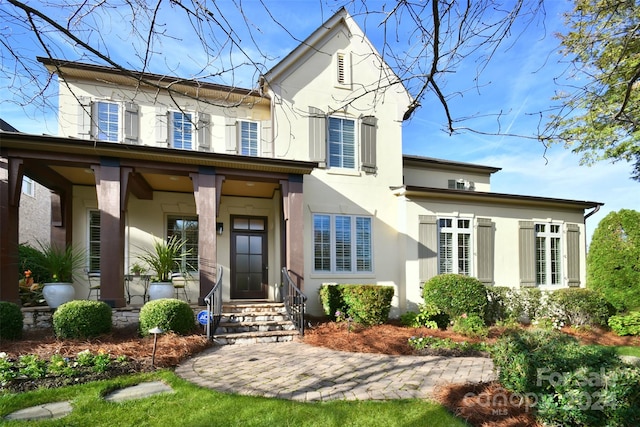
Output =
[{"x1": 1, "y1": 0, "x2": 637, "y2": 245}]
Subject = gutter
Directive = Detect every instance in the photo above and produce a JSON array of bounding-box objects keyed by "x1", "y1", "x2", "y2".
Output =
[{"x1": 584, "y1": 204, "x2": 601, "y2": 221}]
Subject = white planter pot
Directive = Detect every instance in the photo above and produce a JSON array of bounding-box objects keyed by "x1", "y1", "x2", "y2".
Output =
[
  {"x1": 42, "y1": 282, "x2": 75, "y2": 308},
  {"x1": 148, "y1": 282, "x2": 174, "y2": 301}
]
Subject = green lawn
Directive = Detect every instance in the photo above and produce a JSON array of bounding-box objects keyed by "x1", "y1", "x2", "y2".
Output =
[
  {"x1": 0, "y1": 370, "x2": 468, "y2": 427},
  {"x1": 615, "y1": 345, "x2": 640, "y2": 357}
]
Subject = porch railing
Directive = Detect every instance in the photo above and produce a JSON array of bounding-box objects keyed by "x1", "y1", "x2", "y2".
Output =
[
  {"x1": 281, "y1": 267, "x2": 307, "y2": 336},
  {"x1": 204, "y1": 266, "x2": 223, "y2": 340}
]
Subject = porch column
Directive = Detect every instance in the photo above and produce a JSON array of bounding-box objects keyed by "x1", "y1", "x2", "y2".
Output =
[
  {"x1": 92, "y1": 159, "x2": 127, "y2": 307},
  {"x1": 280, "y1": 175, "x2": 304, "y2": 290},
  {"x1": 190, "y1": 167, "x2": 223, "y2": 305},
  {"x1": 0, "y1": 156, "x2": 22, "y2": 304}
]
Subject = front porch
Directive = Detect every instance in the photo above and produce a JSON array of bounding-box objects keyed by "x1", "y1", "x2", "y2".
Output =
[{"x1": 1, "y1": 133, "x2": 315, "y2": 310}]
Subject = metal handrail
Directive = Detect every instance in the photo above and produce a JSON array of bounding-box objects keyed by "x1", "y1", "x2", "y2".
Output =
[
  {"x1": 204, "y1": 266, "x2": 223, "y2": 340},
  {"x1": 281, "y1": 267, "x2": 307, "y2": 336}
]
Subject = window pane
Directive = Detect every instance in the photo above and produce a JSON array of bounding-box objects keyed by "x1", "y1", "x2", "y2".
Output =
[
  {"x1": 550, "y1": 237, "x2": 561, "y2": 284},
  {"x1": 167, "y1": 215, "x2": 198, "y2": 271},
  {"x1": 89, "y1": 211, "x2": 101, "y2": 271},
  {"x1": 457, "y1": 233, "x2": 470, "y2": 275},
  {"x1": 328, "y1": 117, "x2": 355, "y2": 169},
  {"x1": 536, "y1": 236, "x2": 546, "y2": 285},
  {"x1": 313, "y1": 215, "x2": 331, "y2": 271},
  {"x1": 356, "y1": 217, "x2": 372, "y2": 272},
  {"x1": 439, "y1": 232, "x2": 453, "y2": 273},
  {"x1": 97, "y1": 102, "x2": 119, "y2": 142},
  {"x1": 335, "y1": 216, "x2": 351, "y2": 271},
  {"x1": 172, "y1": 112, "x2": 193, "y2": 150},
  {"x1": 240, "y1": 121, "x2": 258, "y2": 156}
]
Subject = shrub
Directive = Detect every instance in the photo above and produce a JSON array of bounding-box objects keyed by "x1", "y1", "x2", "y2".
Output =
[
  {"x1": 18, "y1": 243, "x2": 47, "y2": 284},
  {"x1": 400, "y1": 303, "x2": 446, "y2": 329},
  {"x1": 340, "y1": 285, "x2": 394, "y2": 326},
  {"x1": 545, "y1": 288, "x2": 613, "y2": 327},
  {"x1": 0, "y1": 301, "x2": 23, "y2": 340},
  {"x1": 587, "y1": 209, "x2": 640, "y2": 312},
  {"x1": 608, "y1": 311, "x2": 640, "y2": 336},
  {"x1": 452, "y1": 314, "x2": 488, "y2": 338},
  {"x1": 509, "y1": 287, "x2": 543, "y2": 322},
  {"x1": 422, "y1": 274, "x2": 488, "y2": 320},
  {"x1": 484, "y1": 286, "x2": 511, "y2": 324},
  {"x1": 139, "y1": 298, "x2": 195, "y2": 336},
  {"x1": 491, "y1": 329, "x2": 619, "y2": 394},
  {"x1": 53, "y1": 300, "x2": 112, "y2": 339},
  {"x1": 319, "y1": 284, "x2": 345, "y2": 320}
]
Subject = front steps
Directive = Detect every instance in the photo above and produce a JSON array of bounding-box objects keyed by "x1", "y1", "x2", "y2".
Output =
[{"x1": 212, "y1": 302, "x2": 300, "y2": 345}]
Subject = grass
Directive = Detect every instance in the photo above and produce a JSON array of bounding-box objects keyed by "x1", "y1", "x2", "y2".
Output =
[
  {"x1": 615, "y1": 346, "x2": 640, "y2": 357},
  {"x1": 0, "y1": 370, "x2": 467, "y2": 427}
]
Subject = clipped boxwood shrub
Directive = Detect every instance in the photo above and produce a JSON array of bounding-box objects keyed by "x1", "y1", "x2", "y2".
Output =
[
  {"x1": 53, "y1": 300, "x2": 112, "y2": 339},
  {"x1": 608, "y1": 311, "x2": 640, "y2": 336},
  {"x1": 340, "y1": 285, "x2": 394, "y2": 326},
  {"x1": 422, "y1": 274, "x2": 488, "y2": 321},
  {"x1": 139, "y1": 298, "x2": 195, "y2": 336},
  {"x1": 319, "y1": 284, "x2": 345, "y2": 320},
  {"x1": 0, "y1": 301, "x2": 23, "y2": 340},
  {"x1": 546, "y1": 288, "x2": 613, "y2": 327}
]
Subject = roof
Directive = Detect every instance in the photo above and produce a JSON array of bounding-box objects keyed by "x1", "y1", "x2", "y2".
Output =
[
  {"x1": 403, "y1": 154, "x2": 502, "y2": 174},
  {"x1": 395, "y1": 184, "x2": 603, "y2": 211},
  {"x1": 0, "y1": 119, "x2": 19, "y2": 132},
  {"x1": 37, "y1": 57, "x2": 269, "y2": 107}
]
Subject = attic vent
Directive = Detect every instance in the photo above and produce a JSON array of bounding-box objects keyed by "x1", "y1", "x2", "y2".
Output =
[{"x1": 337, "y1": 53, "x2": 346, "y2": 84}]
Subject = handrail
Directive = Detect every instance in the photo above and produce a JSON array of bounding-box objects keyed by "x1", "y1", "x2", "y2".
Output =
[
  {"x1": 204, "y1": 266, "x2": 223, "y2": 340},
  {"x1": 281, "y1": 267, "x2": 307, "y2": 336}
]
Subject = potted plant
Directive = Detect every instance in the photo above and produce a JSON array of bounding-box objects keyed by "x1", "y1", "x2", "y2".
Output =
[
  {"x1": 36, "y1": 241, "x2": 85, "y2": 308},
  {"x1": 138, "y1": 235, "x2": 190, "y2": 301},
  {"x1": 130, "y1": 262, "x2": 147, "y2": 276}
]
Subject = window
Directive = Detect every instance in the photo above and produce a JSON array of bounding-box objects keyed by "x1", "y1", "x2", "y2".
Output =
[
  {"x1": 22, "y1": 177, "x2": 35, "y2": 197},
  {"x1": 239, "y1": 120, "x2": 259, "y2": 156},
  {"x1": 88, "y1": 210, "x2": 101, "y2": 271},
  {"x1": 328, "y1": 117, "x2": 355, "y2": 169},
  {"x1": 170, "y1": 112, "x2": 193, "y2": 150},
  {"x1": 313, "y1": 214, "x2": 372, "y2": 273},
  {"x1": 167, "y1": 215, "x2": 198, "y2": 272},
  {"x1": 535, "y1": 223, "x2": 562, "y2": 285},
  {"x1": 438, "y1": 218, "x2": 471, "y2": 275},
  {"x1": 94, "y1": 101, "x2": 119, "y2": 142}
]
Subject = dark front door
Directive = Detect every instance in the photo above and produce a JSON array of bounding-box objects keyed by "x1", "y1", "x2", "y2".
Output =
[{"x1": 231, "y1": 216, "x2": 268, "y2": 299}]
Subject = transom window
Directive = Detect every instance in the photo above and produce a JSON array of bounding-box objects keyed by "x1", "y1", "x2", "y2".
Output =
[
  {"x1": 535, "y1": 223, "x2": 562, "y2": 285},
  {"x1": 167, "y1": 215, "x2": 198, "y2": 272},
  {"x1": 239, "y1": 121, "x2": 259, "y2": 156},
  {"x1": 313, "y1": 214, "x2": 372, "y2": 273},
  {"x1": 170, "y1": 112, "x2": 193, "y2": 150},
  {"x1": 88, "y1": 210, "x2": 101, "y2": 271},
  {"x1": 328, "y1": 117, "x2": 355, "y2": 169},
  {"x1": 438, "y1": 218, "x2": 472, "y2": 275},
  {"x1": 95, "y1": 101, "x2": 119, "y2": 142}
]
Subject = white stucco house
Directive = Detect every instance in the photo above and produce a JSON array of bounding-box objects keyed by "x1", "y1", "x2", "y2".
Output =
[{"x1": 0, "y1": 8, "x2": 601, "y2": 318}]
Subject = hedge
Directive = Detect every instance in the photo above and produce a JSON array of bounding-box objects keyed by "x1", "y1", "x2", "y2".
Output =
[{"x1": 319, "y1": 284, "x2": 394, "y2": 326}]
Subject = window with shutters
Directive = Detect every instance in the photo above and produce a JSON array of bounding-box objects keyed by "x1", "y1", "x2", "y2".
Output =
[
  {"x1": 94, "y1": 101, "x2": 119, "y2": 142},
  {"x1": 535, "y1": 223, "x2": 562, "y2": 285},
  {"x1": 239, "y1": 120, "x2": 259, "y2": 156},
  {"x1": 328, "y1": 117, "x2": 356, "y2": 169},
  {"x1": 313, "y1": 214, "x2": 372, "y2": 273},
  {"x1": 167, "y1": 215, "x2": 199, "y2": 272},
  {"x1": 88, "y1": 210, "x2": 101, "y2": 272},
  {"x1": 170, "y1": 111, "x2": 193, "y2": 150},
  {"x1": 438, "y1": 218, "x2": 472, "y2": 275}
]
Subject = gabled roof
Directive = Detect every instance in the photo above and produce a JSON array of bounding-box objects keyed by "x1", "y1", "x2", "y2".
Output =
[
  {"x1": 260, "y1": 7, "x2": 411, "y2": 106},
  {"x1": 0, "y1": 119, "x2": 19, "y2": 132}
]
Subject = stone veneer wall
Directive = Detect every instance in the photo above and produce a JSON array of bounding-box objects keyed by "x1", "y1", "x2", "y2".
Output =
[{"x1": 21, "y1": 305, "x2": 204, "y2": 331}]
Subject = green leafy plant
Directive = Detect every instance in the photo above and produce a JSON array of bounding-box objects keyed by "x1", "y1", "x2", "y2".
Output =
[
  {"x1": 452, "y1": 313, "x2": 488, "y2": 338},
  {"x1": 408, "y1": 336, "x2": 489, "y2": 354},
  {"x1": 35, "y1": 240, "x2": 85, "y2": 283},
  {"x1": 422, "y1": 274, "x2": 488, "y2": 321},
  {"x1": 340, "y1": 285, "x2": 394, "y2": 326},
  {"x1": 53, "y1": 300, "x2": 112, "y2": 339},
  {"x1": 0, "y1": 301, "x2": 23, "y2": 340},
  {"x1": 319, "y1": 284, "x2": 345, "y2": 320},
  {"x1": 17, "y1": 354, "x2": 47, "y2": 379},
  {"x1": 138, "y1": 235, "x2": 190, "y2": 282},
  {"x1": 587, "y1": 209, "x2": 640, "y2": 312},
  {"x1": 608, "y1": 311, "x2": 640, "y2": 336},
  {"x1": 139, "y1": 298, "x2": 195, "y2": 336},
  {"x1": 545, "y1": 288, "x2": 613, "y2": 327}
]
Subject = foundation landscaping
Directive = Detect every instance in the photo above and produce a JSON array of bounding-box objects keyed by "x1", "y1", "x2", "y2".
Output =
[{"x1": 1, "y1": 275, "x2": 640, "y2": 426}]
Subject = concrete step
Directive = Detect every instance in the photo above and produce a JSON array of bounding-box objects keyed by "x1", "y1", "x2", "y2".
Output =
[
  {"x1": 222, "y1": 302, "x2": 286, "y2": 314},
  {"x1": 221, "y1": 312, "x2": 288, "y2": 323},
  {"x1": 216, "y1": 320, "x2": 297, "y2": 334}
]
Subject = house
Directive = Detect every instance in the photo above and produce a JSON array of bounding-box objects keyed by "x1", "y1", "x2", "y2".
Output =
[{"x1": 0, "y1": 8, "x2": 601, "y2": 318}]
